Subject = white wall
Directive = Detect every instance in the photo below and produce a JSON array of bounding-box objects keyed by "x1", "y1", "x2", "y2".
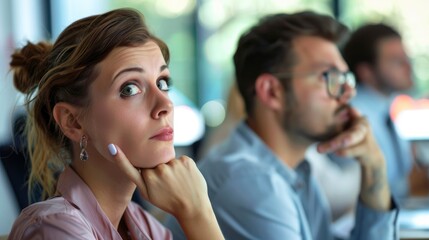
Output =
[
  {"x1": 0, "y1": 0, "x2": 14, "y2": 144},
  {"x1": 51, "y1": 0, "x2": 108, "y2": 39},
  {"x1": 0, "y1": 0, "x2": 47, "y2": 144}
]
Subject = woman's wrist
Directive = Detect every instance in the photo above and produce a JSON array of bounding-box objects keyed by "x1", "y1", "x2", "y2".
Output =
[
  {"x1": 175, "y1": 196, "x2": 213, "y2": 222},
  {"x1": 177, "y1": 199, "x2": 224, "y2": 240}
]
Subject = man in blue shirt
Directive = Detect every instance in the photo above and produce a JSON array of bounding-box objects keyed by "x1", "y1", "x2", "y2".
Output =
[
  {"x1": 342, "y1": 24, "x2": 416, "y2": 199},
  {"x1": 166, "y1": 12, "x2": 398, "y2": 239},
  {"x1": 309, "y1": 23, "x2": 429, "y2": 238}
]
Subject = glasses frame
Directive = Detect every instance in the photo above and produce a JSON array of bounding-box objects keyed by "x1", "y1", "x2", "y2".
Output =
[{"x1": 272, "y1": 69, "x2": 356, "y2": 99}]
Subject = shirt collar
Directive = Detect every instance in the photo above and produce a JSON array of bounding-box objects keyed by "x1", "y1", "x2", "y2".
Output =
[
  {"x1": 236, "y1": 121, "x2": 311, "y2": 191},
  {"x1": 353, "y1": 85, "x2": 396, "y2": 117},
  {"x1": 56, "y1": 167, "x2": 130, "y2": 239}
]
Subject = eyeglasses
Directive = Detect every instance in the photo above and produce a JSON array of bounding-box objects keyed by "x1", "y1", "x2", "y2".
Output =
[
  {"x1": 273, "y1": 69, "x2": 356, "y2": 99},
  {"x1": 322, "y1": 70, "x2": 356, "y2": 98}
]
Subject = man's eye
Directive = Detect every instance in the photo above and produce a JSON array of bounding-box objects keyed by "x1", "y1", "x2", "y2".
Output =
[
  {"x1": 120, "y1": 83, "x2": 142, "y2": 97},
  {"x1": 157, "y1": 79, "x2": 170, "y2": 91}
]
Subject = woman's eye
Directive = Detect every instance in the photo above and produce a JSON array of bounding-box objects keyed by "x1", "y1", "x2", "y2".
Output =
[
  {"x1": 120, "y1": 83, "x2": 142, "y2": 97},
  {"x1": 157, "y1": 79, "x2": 170, "y2": 91}
]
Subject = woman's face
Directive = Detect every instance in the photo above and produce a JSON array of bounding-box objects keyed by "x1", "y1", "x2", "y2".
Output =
[{"x1": 83, "y1": 41, "x2": 175, "y2": 168}]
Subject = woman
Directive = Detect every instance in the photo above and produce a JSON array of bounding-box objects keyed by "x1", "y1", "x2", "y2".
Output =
[{"x1": 8, "y1": 8, "x2": 223, "y2": 240}]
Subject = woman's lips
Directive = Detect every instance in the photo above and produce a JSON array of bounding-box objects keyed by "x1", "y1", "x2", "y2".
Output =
[{"x1": 150, "y1": 127, "x2": 174, "y2": 141}]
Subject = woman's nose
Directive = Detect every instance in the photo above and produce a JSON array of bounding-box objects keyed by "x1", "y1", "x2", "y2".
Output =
[{"x1": 151, "y1": 90, "x2": 173, "y2": 119}]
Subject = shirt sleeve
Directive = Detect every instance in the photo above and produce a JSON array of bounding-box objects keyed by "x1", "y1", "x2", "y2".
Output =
[
  {"x1": 164, "y1": 172, "x2": 308, "y2": 240},
  {"x1": 211, "y1": 173, "x2": 310, "y2": 240},
  {"x1": 349, "y1": 198, "x2": 399, "y2": 240},
  {"x1": 9, "y1": 212, "x2": 95, "y2": 240}
]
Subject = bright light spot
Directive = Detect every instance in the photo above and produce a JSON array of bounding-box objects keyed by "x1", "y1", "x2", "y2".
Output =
[
  {"x1": 174, "y1": 105, "x2": 205, "y2": 146},
  {"x1": 168, "y1": 32, "x2": 194, "y2": 60},
  {"x1": 201, "y1": 100, "x2": 226, "y2": 127},
  {"x1": 362, "y1": 0, "x2": 393, "y2": 15},
  {"x1": 395, "y1": 109, "x2": 429, "y2": 140},
  {"x1": 123, "y1": 0, "x2": 150, "y2": 3},
  {"x1": 198, "y1": 1, "x2": 228, "y2": 30},
  {"x1": 409, "y1": 213, "x2": 429, "y2": 228},
  {"x1": 204, "y1": 17, "x2": 256, "y2": 65},
  {"x1": 155, "y1": 0, "x2": 196, "y2": 18},
  {"x1": 399, "y1": 209, "x2": 429, "y2": 231}
]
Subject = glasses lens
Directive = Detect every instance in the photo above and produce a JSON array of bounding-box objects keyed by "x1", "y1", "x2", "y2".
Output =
[
  {"x1": 326, "y1": 71, "x2": 356, "y2": 98},
  {"x1": 327, "y1": 71, "x2": 341, "y2": 97},
  {"x1": 345, "y1": 72, "x2": 356, "y2": 88}
]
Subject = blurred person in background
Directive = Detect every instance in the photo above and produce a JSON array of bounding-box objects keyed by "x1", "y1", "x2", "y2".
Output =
[
  {"x1": 166, "y1": 11, "x2": 398, "y2": 240},
  {"x1": 342, "y1": 23, "x2": 415, "y2": 199},
  {"x1": 307, "y1": 23, "x2": 429, "y2": 237}
]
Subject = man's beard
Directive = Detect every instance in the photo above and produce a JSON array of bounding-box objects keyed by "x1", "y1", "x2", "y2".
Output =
[
  {"x1": 375, "y1": 70, "x2": 412, "y2": 95},
  {"x1": 283, "y1": 104, "x2": 352, "y2": 144}
]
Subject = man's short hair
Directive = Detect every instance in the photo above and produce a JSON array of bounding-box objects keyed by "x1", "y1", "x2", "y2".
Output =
[
  {"x1": 233, "y1": 11, "x2": 348, "y2": 115},
  {"x1": 342, "y1": 23, "x2": 401, "y2": 83}
]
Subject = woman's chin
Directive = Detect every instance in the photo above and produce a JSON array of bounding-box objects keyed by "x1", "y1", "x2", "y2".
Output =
[{"x1": 132, "y1": 152, "x2": 176, "y2": 169}]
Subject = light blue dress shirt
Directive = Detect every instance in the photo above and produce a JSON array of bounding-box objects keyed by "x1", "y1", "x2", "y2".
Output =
[
  {"x1": 351, "y1": 85, "x2": 412, "y2": 199},
  {"x1": 165, "y1": 122, "x2": 398, "y2": 239}
]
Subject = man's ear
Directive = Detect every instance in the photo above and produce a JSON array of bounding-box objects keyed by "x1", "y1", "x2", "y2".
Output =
[
  {"x1": 355, "y1": 63, "x2": 376, "y2": 85},
  {"x1": 254, "y1": 74, "x2": 284, "y2": 111},
  {"x1": 52, "y1": 102, "x2": 83, "y2": 143}
]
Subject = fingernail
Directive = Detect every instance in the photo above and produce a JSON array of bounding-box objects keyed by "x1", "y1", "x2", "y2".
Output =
[{"x1": 108, "y1": 144, "x2": 117, "y2": 156}]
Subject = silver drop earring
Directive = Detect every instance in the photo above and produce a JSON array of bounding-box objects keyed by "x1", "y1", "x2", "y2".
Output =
[{"x1": 80, "y1": 135, "x2": 89, "y2": 161}]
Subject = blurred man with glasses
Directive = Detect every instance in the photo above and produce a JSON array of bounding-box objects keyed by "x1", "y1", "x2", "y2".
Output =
[
  {"x1": 166, "y1": 12, "x2": 398, "y2": 239},
  {"x1": 306, "y1": 23, "x2": 429, "y2": 239}
]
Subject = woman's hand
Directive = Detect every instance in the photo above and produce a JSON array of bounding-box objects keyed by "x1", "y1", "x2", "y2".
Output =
[{"x1": 108, "y1": 144, "x2": 224, "y2": 240}]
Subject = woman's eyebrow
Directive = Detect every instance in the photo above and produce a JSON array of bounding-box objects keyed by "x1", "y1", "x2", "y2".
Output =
[
  {"x1": 112, "y1": 67, "x2": 144, "y2": 83},
  {"x1": 111, "y1": 64, "x2": 168, "y2": 85},
  {"x1": 160, "y1": 64, "x2": 168, "y2": 72}
]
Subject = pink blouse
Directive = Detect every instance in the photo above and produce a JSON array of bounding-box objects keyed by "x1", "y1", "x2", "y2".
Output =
[{"x1": 8, "y1": 167, "x2": 172, "y2": 240}]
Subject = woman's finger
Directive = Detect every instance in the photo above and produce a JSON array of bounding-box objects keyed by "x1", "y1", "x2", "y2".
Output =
[{"x1": 107, "y1": 143, "x2": 148, "y2": 198}]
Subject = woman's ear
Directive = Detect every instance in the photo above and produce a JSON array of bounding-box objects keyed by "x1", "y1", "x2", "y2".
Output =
[
  {"x1": 254, "y1": 74, "x2": 284, "y2": 111},
  {"x1": 52, "y1": 102, "x2": 83, "y2": 142}
]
